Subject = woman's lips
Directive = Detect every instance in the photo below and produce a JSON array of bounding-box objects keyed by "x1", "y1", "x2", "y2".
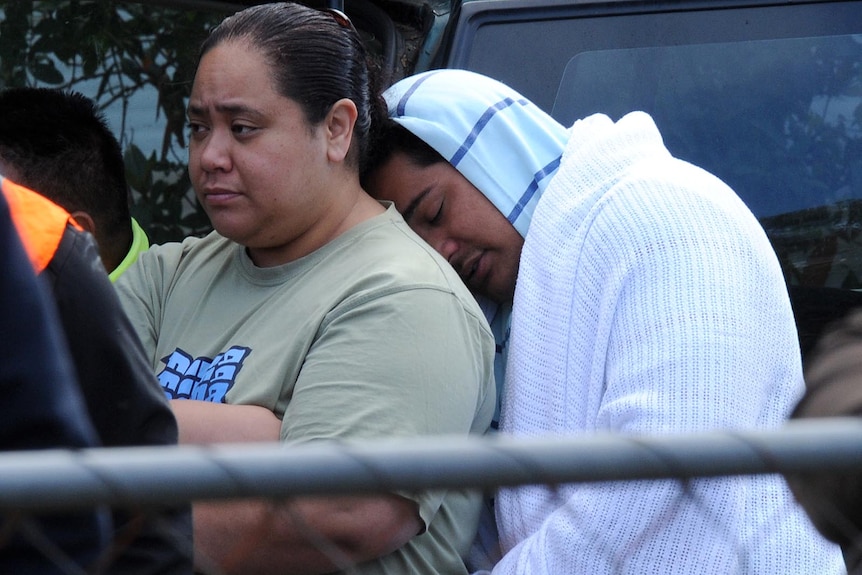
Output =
[{"x1": 201, "y1": 188, "x2": 241, "y2": 206}]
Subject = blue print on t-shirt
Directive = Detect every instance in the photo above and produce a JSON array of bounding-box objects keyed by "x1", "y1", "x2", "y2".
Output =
[{"x1": 157, "y1": 346, "x2": 251, "y2": 402}]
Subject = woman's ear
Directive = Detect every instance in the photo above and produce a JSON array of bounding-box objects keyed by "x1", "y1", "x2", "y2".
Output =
[{"x1": 325, "y1": 98, "x2": 358, "y2": 163}]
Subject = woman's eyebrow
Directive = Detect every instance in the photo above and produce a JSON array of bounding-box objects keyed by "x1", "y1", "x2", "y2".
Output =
[{"x1": 186, "y1": 102, "x2": 261, "y2": 117}]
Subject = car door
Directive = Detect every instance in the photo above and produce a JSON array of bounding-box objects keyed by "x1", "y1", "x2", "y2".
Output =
[{"x1": 438, "y1": 0, "x2": 862, "y2": 360}]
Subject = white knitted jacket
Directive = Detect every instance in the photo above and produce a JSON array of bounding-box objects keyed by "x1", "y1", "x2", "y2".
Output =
[{"x1": 492, "y1": 112, "x2": 845, "y2": 574}]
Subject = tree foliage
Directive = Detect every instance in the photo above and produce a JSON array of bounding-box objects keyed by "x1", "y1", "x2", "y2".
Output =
[{"x1": 0, "y1": 0, "x2": 229, "y2": 243}]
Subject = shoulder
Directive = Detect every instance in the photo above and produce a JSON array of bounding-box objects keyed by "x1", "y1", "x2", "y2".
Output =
[
  {"x1": 140, "y1": 230, "x2": 228, "y2": 266},
  {"x1": 115, "y1": 231, "x2": 234, "y2": 317},
  {"x1": 540, "y1": 120, "x2": 757, "y2": 251},
  {"x1": 46, "y1": 226, "x2": 115, "y2": 302},
  {"x1": 351, "y1": 207, "x2": 488, "y2": 319},
  {"x1": 128, "y1": 231, "x2": 232, "y2": 282},
  {"x1": 560, "y1": 112, "x2": 747, "y2": 221}
]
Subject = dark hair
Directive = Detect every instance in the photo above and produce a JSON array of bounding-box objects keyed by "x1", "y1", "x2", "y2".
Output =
[
  {"x1": 200, "y1": 2, "x2": 386, "y2": 170},
  {"x1": 0, "y1": 87, "x2": 131, "y2": 259},
  {"x1": 361, "y1": 119, "x2": 446, "y2": 189}
]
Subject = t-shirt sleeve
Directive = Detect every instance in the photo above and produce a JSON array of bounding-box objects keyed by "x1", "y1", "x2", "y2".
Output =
[{"x1": 282, "y1": 286, "x2": 496, "y2": 526}]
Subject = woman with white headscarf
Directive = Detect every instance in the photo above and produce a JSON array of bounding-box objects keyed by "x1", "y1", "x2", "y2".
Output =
[{"x1": 363, "y1": 69, "x2": 844, "y2": 574}]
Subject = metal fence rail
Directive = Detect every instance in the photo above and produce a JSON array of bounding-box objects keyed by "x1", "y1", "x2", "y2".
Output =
[{"x1": 1, "y1": 417, "x2": 861, "y2": 512}]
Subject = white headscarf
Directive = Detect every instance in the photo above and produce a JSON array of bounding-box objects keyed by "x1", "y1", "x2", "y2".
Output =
[
  {"x1": 384, "y1": 69, "x2": 569, "y2": 237},
  {"x1": 383, "y1": 69, "x2": 569, "y2": 424}
]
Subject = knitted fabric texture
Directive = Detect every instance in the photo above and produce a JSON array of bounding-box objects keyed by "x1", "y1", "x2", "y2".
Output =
[{"x1": 492, "y1": 111, "x2": 844, "y2": 573}]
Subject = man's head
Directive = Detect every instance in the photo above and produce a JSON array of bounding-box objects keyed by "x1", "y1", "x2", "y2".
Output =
[
  {"x1": 0, "y1": 87, "x2": 132, "y2": 274},
  {"x1": 362, "y1": 69, "x2": 569, "y2": 304},
  {"x1": 364, "y1": 121, "x2": 524, "y2": 304}
]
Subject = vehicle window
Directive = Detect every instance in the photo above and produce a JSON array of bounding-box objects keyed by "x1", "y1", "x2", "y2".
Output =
[
  {"x1": 553, "y1": 34, "x2": 862, "y2": 291},
  {"x1": 447, "y1": 0, "x2": 862, "y2": 357},
  {"x1": 447, "y1": 2, "x2": 862, "y2": 275},
  {"x1": 0, "y1": 0, "x2": 237, "y2": 242},
  {"x1": 448, "y1": 1, "x2": 862, "y2": 116}
]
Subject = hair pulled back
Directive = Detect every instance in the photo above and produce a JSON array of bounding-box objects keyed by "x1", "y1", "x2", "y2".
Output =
[{"x1": 200, "y1": 2, "x2": 385, "y2": 169}]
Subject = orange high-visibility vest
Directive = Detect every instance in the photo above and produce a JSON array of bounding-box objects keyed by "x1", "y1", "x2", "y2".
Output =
[{"x1": 2, "y1": 176, "x2": 82, "y2": 274}]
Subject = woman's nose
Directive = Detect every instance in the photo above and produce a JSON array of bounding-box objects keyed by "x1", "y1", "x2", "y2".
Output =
[{"x1": 195, "y1": 130, "x2": 232, "y2": 173}]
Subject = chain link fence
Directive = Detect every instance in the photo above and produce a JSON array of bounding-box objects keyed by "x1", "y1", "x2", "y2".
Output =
[{"x1": 2, "y1": 417, "x2": 860, "y2": 573}]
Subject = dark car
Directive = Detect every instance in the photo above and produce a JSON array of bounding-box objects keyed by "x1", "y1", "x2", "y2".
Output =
[{"x1": 2, "y1": 0, "x2": 861, "y2": 358}]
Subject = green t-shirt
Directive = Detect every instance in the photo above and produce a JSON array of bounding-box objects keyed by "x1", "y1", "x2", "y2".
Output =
[{"x1": 116, "y1": 204, "x2": 496, "y2": 574}]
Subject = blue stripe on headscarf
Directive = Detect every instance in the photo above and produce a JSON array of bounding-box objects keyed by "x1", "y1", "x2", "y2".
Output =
[
  {"x1": 508, "y1": 156, "x2": 562, "y2": 224},
  {"x1": 450, "y1": 98, "x2": 520, "y2": 167},
  {"x1": 385, "y1": 69, "x2": 569, "y2": 239},
  {"x1": 394, "y1": 71, "x2": 439, "y2": 117}
]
